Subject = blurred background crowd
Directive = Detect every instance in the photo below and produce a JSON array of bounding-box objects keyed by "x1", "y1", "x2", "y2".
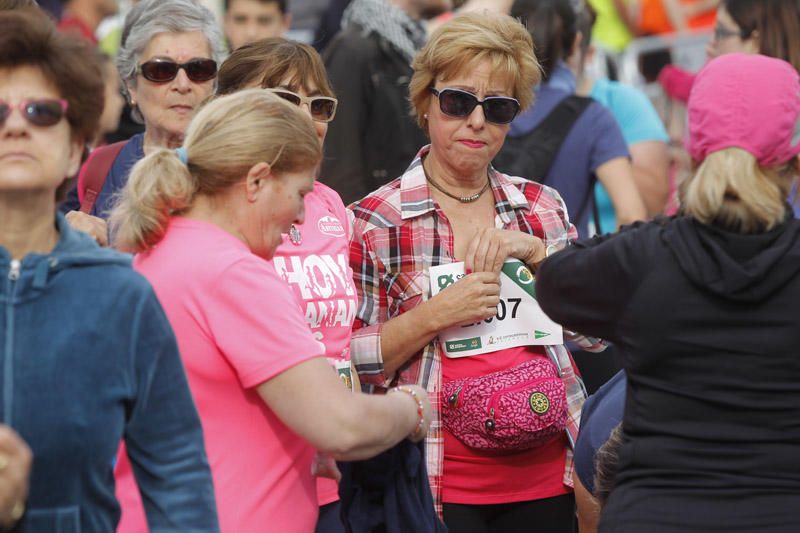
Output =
[{"x1": 22, "y1": 0, "x2": 800, "y2": 235}]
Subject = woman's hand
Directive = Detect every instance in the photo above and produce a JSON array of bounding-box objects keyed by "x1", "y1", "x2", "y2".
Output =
[
  {"x1": 65, "y1": 211, "x2": 109, "y2": 247},
  {"x1": 311, "y1": 452, "x2": 341, "y2": 482},
  {"x1": 464, "y1": 228, "x2": 546, "y2": 273},
  {"x1": 429, "y1": 271, "x2": 501, "y2": 328},
  {"x1": 0, "y1": 425, "x2": 31, "y2": 530}
]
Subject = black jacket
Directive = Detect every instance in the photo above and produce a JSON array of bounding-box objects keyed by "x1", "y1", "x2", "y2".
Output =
[
  {"x1": 321, "y1": 24, "x2": 428, "y2": 205},
  {"x1": 537, "y1": 214, "x2": 800, "y2": 532},
  {"x1": 338, "y1": 440, "x2": 447, "y2": 533}
]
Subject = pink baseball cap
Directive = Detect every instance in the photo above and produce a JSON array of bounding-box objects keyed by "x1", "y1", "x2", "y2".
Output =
[{"x1": 687, "y1": 53, "x2": 800, "y2": 166}]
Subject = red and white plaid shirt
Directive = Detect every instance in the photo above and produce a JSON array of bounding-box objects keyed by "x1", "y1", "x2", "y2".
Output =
[{"x1": 348, "y1": 146, "x2": 605, "y2": 514}]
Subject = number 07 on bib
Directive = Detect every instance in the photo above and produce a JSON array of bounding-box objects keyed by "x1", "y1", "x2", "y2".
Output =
[{"x1": 429, "y1": 259, "x2": 563, "y2": 358}]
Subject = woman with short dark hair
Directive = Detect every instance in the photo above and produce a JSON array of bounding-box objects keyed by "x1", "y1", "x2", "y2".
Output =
[{"x1": 0, "y1": 8, "x2": 217, "y2": 531}]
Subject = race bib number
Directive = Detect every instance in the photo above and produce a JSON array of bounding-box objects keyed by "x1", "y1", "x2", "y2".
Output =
[{"x1": 429, "y1": 259, "x2": 563, "y2": 358}]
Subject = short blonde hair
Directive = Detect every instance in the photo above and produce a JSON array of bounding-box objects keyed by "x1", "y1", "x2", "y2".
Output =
[
  {"x1": 111, "y1": 89, "x2": 321, "y2": 252},
  {"x1": 409, "y1": 11, "x2": 541, "y2": 131},
  {"x1": 681, "y1": 147, "x2": 797, "y2": 233}
]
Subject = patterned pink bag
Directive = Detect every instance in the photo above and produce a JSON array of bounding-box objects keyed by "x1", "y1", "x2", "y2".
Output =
[{"x1": 442, "y1": 358, "x2": 568, "y2": 455}]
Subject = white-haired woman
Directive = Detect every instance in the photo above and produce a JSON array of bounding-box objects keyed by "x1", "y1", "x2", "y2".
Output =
[{"x1": 60, "y1": 0, "x2": 225, "y2": 246}]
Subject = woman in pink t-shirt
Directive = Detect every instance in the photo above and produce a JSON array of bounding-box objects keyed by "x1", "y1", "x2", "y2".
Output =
[
  {"x1": 215, "y1": 38, "x2": 357, "y2": 533},
  {"x1": 109, "y1": 89, "x2": 432, "y2": 533}
]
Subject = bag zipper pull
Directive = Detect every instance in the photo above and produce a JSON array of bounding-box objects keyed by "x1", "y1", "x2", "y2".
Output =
[
  {"x1": 447, "y1": 386, "x2": 462, "y2": 408},
  {"x1": 485, "y1": 408, "x2": 496, "y2": 431}
]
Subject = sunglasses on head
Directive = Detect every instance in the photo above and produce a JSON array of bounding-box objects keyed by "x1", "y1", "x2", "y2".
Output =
[
  {"x1": 265, "y1": 88, "x2": 338, "y2": 123},
  {"x1": 138, "y1": 58, "x2": 218, "y2": 83},
  {"x1": 430, "y1": 87, "x2": 520, "y2": 125},
  {"x1": 0, "y1": 99, "x2": 68, "y2": 128}
]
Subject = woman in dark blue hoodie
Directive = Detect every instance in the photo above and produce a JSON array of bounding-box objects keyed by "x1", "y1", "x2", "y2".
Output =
[
  {"x1": 535, "y1": 53, "x2": 800, "y2": 532},
  {"x1": 0, "y1": 9, "x2": 218, "y2": 532}
]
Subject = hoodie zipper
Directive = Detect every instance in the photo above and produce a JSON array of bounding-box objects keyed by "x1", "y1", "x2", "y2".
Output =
[{"x1": 3, "y1": 260, "x2": 20, "y2": 424}]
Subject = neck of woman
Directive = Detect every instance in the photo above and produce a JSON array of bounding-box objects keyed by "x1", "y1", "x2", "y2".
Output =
[
  {"x1": 0, "y1": 191, "x2": 59, "y2": 260},
  {"x1": 424, "y1": 149, "x2": 490, "y2": 196},
  {"x1": 144, "y1": 127, "x2": 185, "y2": 154},
  {"x1": 183, "y1": 193, "x2": 248, "y2": 246}
]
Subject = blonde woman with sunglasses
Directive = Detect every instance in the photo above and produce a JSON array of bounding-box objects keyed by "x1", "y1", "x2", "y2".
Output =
[{"x1": 348, "y1": 12, "x2": 608, "y2": 533}]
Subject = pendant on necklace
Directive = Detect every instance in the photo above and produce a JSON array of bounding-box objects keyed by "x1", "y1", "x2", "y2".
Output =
[
  {"x1": 289, "y1": 224, "x2": 302, "y2": 245},
  {"x1": 460, "y1": 191, "x2": 482, "y2": 202}
]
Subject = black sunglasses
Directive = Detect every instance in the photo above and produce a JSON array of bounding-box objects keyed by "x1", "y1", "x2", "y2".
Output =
[
  {"x1": 138, "y1": 58, "x2": 218, "y2": 83},
  {"x1": 430, "y1": 87, "x2": 520, "y2": 125},
  {"x1": 0, "y1": 99, "x2": 68, "y2": 127},
  {"x1": 265, "y1": 88, "x2": 338, "y2": 123}
]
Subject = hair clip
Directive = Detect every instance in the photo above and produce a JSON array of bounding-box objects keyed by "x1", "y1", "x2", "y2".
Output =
[{"x1": 175, "y1": 147, "x2": 188, "y2": 164}]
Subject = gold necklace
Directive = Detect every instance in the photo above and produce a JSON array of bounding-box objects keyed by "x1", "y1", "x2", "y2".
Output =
[{"x1": 422, "y1": 162, "x2": 491, "y2": 203}]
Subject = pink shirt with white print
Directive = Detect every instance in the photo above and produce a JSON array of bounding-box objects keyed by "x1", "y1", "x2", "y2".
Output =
[{"x1": 273, "y1": 181, "x2": 357, "y2": 506}]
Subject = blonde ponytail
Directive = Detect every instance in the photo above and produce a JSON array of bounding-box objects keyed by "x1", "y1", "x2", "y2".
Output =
[
  {"x1": 681, "y1": 148, "x2": 793, "y2": 233},
  {"x1": 109, "y1": 89, "x2": 321, "y2": 253},
  {"x1": 110, "y1": 149, "x2": 196, "y2": 253}
]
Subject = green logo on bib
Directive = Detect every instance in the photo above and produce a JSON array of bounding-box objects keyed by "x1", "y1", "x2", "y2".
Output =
[{"x1": 438, "y1": 274, "x2": 455, "y2": 290}]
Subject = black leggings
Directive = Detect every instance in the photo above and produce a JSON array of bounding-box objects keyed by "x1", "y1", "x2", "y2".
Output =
[{"x1": 443, "y1": 493, "x2": 575, "y2": 533}]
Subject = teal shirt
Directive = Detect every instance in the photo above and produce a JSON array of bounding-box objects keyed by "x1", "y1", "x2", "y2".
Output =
[{"x1": 590, "y1": 78, "x2": 669, "y2": 233}]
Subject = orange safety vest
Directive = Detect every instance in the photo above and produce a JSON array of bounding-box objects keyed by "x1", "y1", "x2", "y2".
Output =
[{"x1": 638, "y1": 0, "x2": 716, "y2": 35}]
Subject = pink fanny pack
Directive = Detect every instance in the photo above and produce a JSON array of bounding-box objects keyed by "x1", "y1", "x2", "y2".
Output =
[{"x1": 442, "y1": 358, "x2": 568, "y2": 455}]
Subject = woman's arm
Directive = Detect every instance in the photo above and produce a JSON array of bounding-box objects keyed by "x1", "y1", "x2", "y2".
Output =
[
  {"x1": 629, "y1": 141, "x2": 671, "y2": 217},
  {"x1": 574, "y1": 473, "x2": 601, "y2": 533},
  {"x1": 377, "y1": 272, "x2": 502, "y2": 377},
  {"x1": 257, "y1": 357, "x2": 431, "y2": 460},
  {"x1": 0, "y1": 426, "x2": 30, "y2": 531},
  {"x1": 349, "y1": 214, "x2": 500, "y2": 382},
  {"x1": 536, "y1": 224, "x2": 650, "y2": 340},
  {"x1": 612, "y1": 0, "x2": 639, "y2": 35},
  {"x1": 595, "y1": 157, "x2": 648, "y2": 228},
  {"x1": 661, "y1": 0, "x2": 688, "y2": 31}
]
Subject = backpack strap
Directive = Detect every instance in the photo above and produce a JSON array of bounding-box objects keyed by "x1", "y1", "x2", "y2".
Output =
[
  {"x1": 493, "y1": 95, "x2": 603, "y2": 233},
  {"x1": 493, "y1": 95, "x2": 594, "y2": 181},
  {"x1": 78, "y1": 141, "x2": 127, "y2": 214}
]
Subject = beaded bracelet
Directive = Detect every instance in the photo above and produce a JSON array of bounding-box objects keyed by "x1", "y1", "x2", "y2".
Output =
[{"x1": 388, "y1": 386, "x2": 426, "y2": 440}]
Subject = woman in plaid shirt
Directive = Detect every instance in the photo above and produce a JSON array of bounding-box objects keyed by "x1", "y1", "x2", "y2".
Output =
[{"x1": 348, "y1": 11, "x2": 605, "y2": 533}]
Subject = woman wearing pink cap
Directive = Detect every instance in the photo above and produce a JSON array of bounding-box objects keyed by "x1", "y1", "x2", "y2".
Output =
[{"x1": 534, "y1": 53, "x2": 800, "y2": 532}]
